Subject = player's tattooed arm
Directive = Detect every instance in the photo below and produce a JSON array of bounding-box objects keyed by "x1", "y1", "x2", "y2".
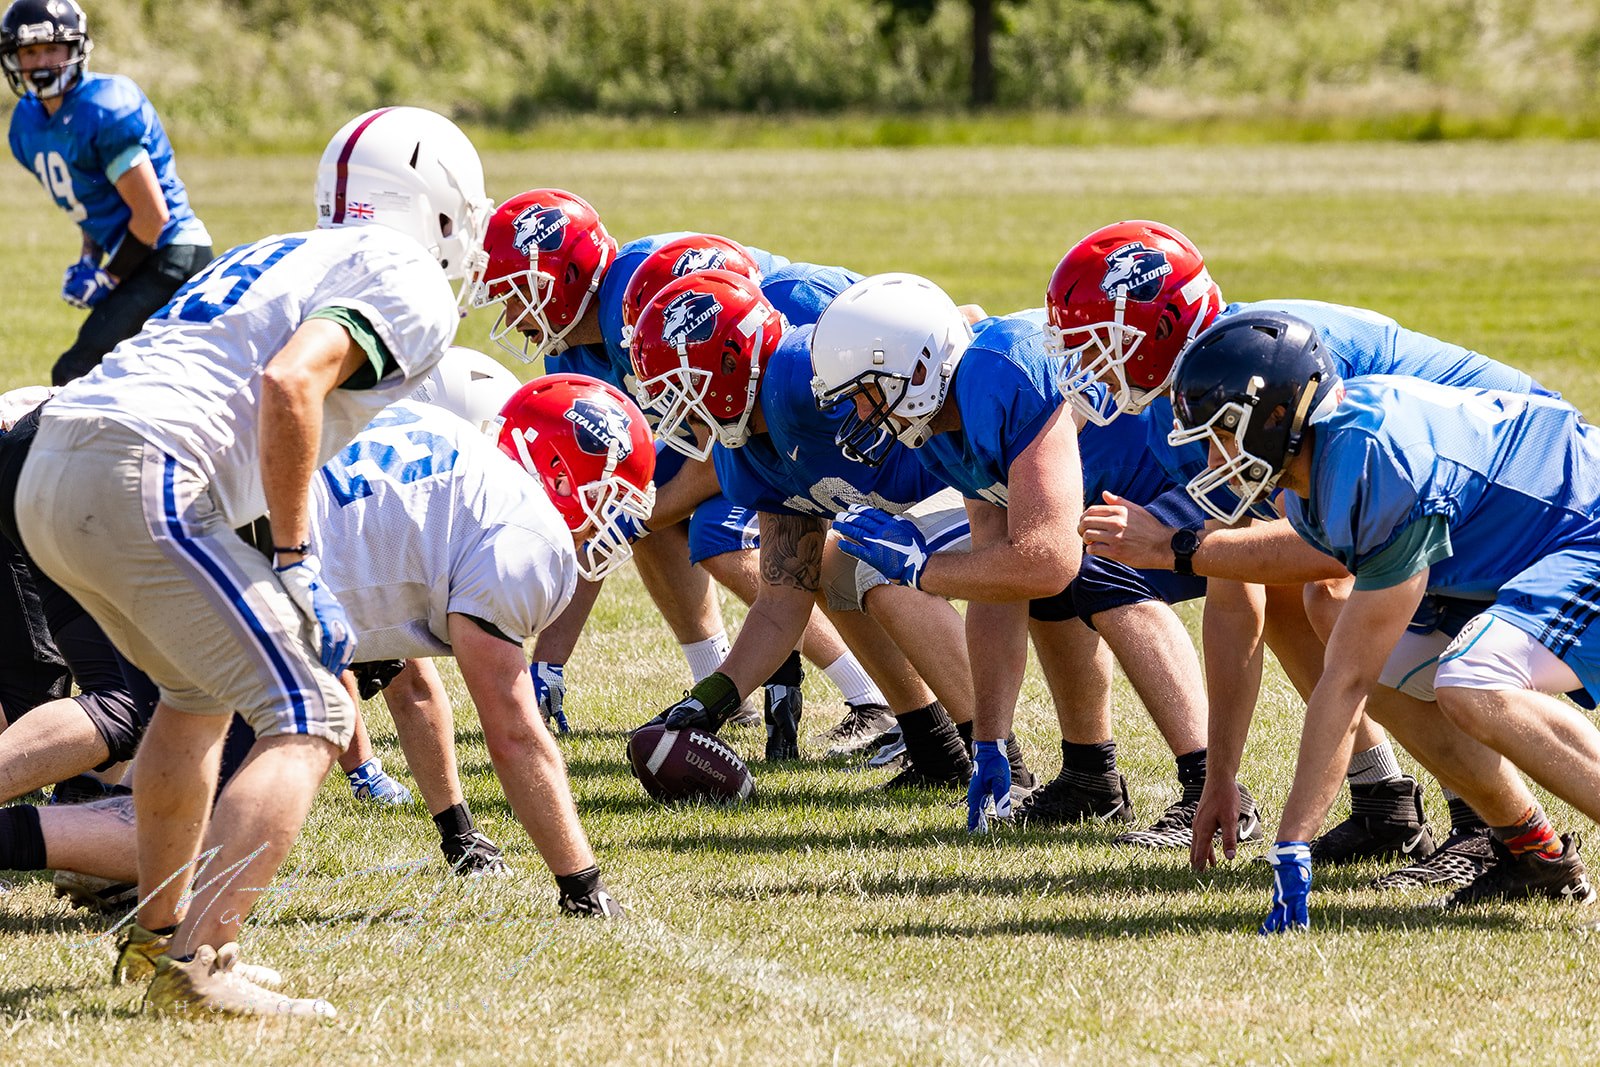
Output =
[{"x1": 759, "y1": 512, "x2": 825, "y2": 592}]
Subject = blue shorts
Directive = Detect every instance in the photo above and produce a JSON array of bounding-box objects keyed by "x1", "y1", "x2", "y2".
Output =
[
  {"x1": 1029, "y1": 485, "x2": 1206, "y2": 627},
  {"x1": 1481, "y1": 546, "x2": 1600, "y2": 702},
  {"x1": 687, "y1": 495, "x2": 760, "y2": 564}
]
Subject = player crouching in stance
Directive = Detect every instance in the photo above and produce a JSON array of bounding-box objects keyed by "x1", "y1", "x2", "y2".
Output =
[
  {"x1": 5, "y1": 106, "x2": 489, "y2": 1018},
  {"x1": 1170, "y1": 310, "x2": 1598, "y2": 930}
]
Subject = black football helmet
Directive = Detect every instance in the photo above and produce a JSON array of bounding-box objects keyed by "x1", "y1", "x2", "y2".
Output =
[
  {"x1": 0, "y1": 0, "x2": 91, "y2": 99},
  {"x1": 1168, "y1": 310, "x2": 1341, "y2": 522}
]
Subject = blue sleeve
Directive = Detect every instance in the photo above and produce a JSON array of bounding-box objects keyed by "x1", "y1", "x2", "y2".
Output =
[
  {"x1": 89, "y1": 82, "x2": 153, "y2": 176},
  {"x1": 1317, "y1": 428, "x2": 1429, "y2": 575},
  {"x1": 761, "y1": 264, "x2": 863, "y2": 328}
]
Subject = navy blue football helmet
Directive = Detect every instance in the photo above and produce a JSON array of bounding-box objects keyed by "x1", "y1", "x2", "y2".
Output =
[{"x1": 0, "y1": 0, "x2": 92, "y2": 99}]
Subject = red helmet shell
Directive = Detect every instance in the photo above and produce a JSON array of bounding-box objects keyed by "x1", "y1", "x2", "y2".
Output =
[{"x1": 620, "y1": 234, "x2": 765, "y2": 340}]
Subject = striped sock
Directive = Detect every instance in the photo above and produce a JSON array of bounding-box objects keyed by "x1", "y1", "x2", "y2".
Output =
[{"x1": 1493, "y1": 805, "x2": 1563, "y2": 859}]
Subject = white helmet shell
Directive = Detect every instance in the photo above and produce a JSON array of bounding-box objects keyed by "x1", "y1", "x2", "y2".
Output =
[
  {"x1": 409, "y1": 346, "x2": 521, "y2": 434},
  {"x1": 314, "y1": 107, "x2": 492, "y2": 288}
]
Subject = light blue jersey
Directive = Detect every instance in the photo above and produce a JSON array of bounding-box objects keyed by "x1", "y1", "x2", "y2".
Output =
[{"x1": 8, "y1": 72, "x2": 208, "y2": 255}]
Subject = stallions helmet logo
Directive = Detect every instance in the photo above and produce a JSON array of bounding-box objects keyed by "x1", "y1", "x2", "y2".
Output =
[
  {"x1": 1100, "y1": 242, "x2": 1173, "y2": 303},
  {"x1": 513, "y1": 205, "x2": 570, "y2": 256},
  {"x1": 671, "y1": 246, "x2": 728, "y2": 276},
  {"x1": 659, "y1": 291, "x2": 723, "y2": 347},
  {"x1": 565, "y1": 398, "x2": 635, "y2": 461}
]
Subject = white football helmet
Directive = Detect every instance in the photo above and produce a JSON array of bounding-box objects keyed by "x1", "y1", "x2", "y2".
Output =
[
  {"x1": 809, "y1": 272, "x2": 972, "y2": 463},
  {"x1": 408, "y1": 346, "x2": 521, "y2": 435},
  {"x1": 314, "y1": 106, "x2": 492, "y2": 300}
]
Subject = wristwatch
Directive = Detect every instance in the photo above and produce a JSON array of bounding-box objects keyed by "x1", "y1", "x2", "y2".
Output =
[{"x1": 1171, "y1": 528, "x2": 1200, "y2": 576}]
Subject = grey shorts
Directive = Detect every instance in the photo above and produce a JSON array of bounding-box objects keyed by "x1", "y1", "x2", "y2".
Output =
[
  {"x1": 821, "y1": 487, "x2": 972, "y2": 613},
  {"x1": 16, "y1": 414, "x2": 354, "y2": 747}
]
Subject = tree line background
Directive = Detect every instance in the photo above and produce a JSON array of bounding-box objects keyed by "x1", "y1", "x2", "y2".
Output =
[{"x1": 51, "y1": 1, "x2": 1600, "y2": 144}]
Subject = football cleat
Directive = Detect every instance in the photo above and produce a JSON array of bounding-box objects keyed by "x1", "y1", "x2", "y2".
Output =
[
  {"x1": 53, "y1": 870, "x2": 137, "y2": 915},
  {"x1": 346, "y1": 757, "x2": 414, "y2": 806},
  {"x1": 1439, "y1": 832, "x2": 1596, "y2": 909},
  {"x1": 144, "y1": 943, "x2": 333, "y2": 1019},
  {"x1": 866, "y1": 726, "x2": 906, "y2": 768},
  {"x1": 1015, "y1": 768, "x2": 1135, "y2": 827},
  {"x1": 878, "y1": 761, "x2": 969, "y2": 791},
  {"x1": 1115, "y1": 782, "x2": 1264, "y2": 849},
  {"x1": 816, "y1": 702, "x2": 898, "y2": 758},
  {"x1": 1372, "y1": 826, "x2": 1497, "y2": 891},
  {"x1": 1310, "y1": 777, "x2": 1436, "y2": 865},
  {"x1": 441, "y1": 830, "x2": 510, "y2": 877},
  {"x1": 49, "y1": 775, "x2": 129, "y2": 806},
  {"x1": 114, "y1": 923, "x2": 282, "y2": 989},
  {"x1": 763, "y1": 684, "x2": 803, "y2": 761},
  {"x1": 726, "y1": 695, "x2": 763, "y2": 728}
]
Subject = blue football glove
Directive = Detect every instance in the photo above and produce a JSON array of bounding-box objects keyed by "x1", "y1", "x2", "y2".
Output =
[
  {"x1": 967, "y1": 740, "x2": 1013, "y2": 833},
  {"x1": 531, "y1": 661, "x2": 569, "y2": 734},
  {"x1": 832, "y1": 505, "x2": 930, "y2": 589},
  {"x1": 274, "y1": 555, "x2": 356, "y2": 674},
  {"x1": 1259, "y1": 841, "x2": 1312, "y2": 935},
  {"x1": 61, "y1": 256, "x2": 114, "y2": 309}
]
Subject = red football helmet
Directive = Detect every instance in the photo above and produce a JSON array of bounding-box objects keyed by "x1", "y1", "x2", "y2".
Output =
[
  {"x1": 630, "y1": 270, "x2": 784, "y2": 461},
  {"x1": 493, "y1": 373, "x2": 656, "y2": 581},
  {"x1": 1044, "y1": 220, "x2": 1223, "y2": 425},
  {"x1": 618, "y1": 234, "x2": 765, "y2": 352},
  {"x1": 469, "y1": 189, "x2": 618, "y2": 364}
]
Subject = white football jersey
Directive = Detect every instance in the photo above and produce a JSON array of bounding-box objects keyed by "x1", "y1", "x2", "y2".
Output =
[
  {"x1": 45, "y1": 227, "x2": 457, "y2": 527},
  {"x1": 311, "y1": 400, "x2": 578, "y2": 661}
]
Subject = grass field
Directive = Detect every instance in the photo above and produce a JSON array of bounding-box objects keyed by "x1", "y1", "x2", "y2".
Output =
[{"x1": 4, "y1": 141, "x2": 1600, "y2": 1064}]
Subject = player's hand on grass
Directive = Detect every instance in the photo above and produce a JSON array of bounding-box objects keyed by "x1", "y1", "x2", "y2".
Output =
[
  {"x1": 833, "y1": 505, "x2": 929, "y2": 588},
  {"x1": 1079, "y1": 492, "x2": 1177, "y2": 570},
  {"x1": 275, "y1": 555, "x2": 356, "y2": 673},
  {"x1": 967, "y1": 740, "x2": 1013, "y2": 833},
  {"x1": 1191, "y1": 777, "x2": 1243, "y2": 872},
  {"x1": 61, "y1": 256, "x2": 115, "y2": 309},
  {"x1": 531, "y1": 661, "x2": 569, "y2": 734},
  {"x1": 656, "y1": 671, "x2": 740, "y2": 732},
  {"x1": 1259, "y1": 841, "x2": 1312, "y2": 935}
]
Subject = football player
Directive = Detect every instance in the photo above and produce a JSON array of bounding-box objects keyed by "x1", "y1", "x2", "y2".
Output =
[
  {"x1": 2, "y1": 0, "x2": 213, "y2": 385},
  {"x1": 1170, "y1": 310, "x2": 1599, "y2": 929},
  {"x1": 468, "y1": 193, "x2": 887, "y2": 741},
  {"x1": 1057, "y1": 220, "x2": 1558, "y2": 886},
  {"x1": 3, "y1": 106, "x2": 489, "y2": 1018}
]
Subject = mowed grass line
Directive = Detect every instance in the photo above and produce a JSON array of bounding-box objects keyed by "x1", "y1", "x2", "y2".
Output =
[{"x1": 2, "y1": 143, "x2": 1600, "y2": 1064}]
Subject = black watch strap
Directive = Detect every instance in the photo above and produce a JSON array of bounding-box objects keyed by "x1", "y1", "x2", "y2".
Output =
[{"x1": 1171, "y1": 529, "x2": 1199, "y2": 577}]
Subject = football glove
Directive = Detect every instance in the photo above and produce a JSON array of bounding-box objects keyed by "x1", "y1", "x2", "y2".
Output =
[
  {"x1": 832, "y1": 505, "x2": 930, "y2": 589},
  {"x1": 967, "y1": 740, "x2": 1013, "y2": 833},
  {"x1": 1259, "y1": 841, "x2": 1312, "y2": 935},
  {"x1": 657, "y1": 671, "x2": 741, "y2": 732},
  {"x1": 555, "y1": 865, "x2": 624, "y2": 919},
  {"x1": 275, "y1": 555, "x2": 356, "y2": 674},
  {"x1": 61, "y1": 256, "x2": 114, "y2": 309},
  {"x1": 531, "y1": 661, "x2": 569, "y2": 734}
]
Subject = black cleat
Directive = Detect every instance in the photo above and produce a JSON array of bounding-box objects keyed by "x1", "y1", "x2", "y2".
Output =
[
  {"x1": 1115, "y1": 782, "x2": 1264, "y2": 849},
  {"x1": 441, "y1": 830, "x2": 510, "y2": 877},
  {"x1": 1373, "y1": 826, "x2": 1496, "y2": 890},
  {"x1": 815, "y1": 702, "x2": 897, "y2": 758},
  {"x1": 1440, "y1": 832, "x2": 1596, "y2": 909},
  {"x1": 764, "y1": 684, "x2": 802, "y2": 761},
  {"x1": 1015, "y1": 768, "x2": 1134, "y2": 826},
  {"x1": 879, "y1": 757, "x2": 970, "y2": 791},
  {"x1": 1310, "y1": 777, "x2": 1436, "y2": 865}
]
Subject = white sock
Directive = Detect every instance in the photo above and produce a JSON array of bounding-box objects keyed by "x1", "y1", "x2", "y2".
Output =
[
  {"x1": 1346, "y1": 741, "x2": 1404, "y2": 785},
  {"x1": 682, "y1": 632, "x2": 732, "y2": 683},
  {"x1": 821, "y1": 653, "x2": 884, "y2": 706}
]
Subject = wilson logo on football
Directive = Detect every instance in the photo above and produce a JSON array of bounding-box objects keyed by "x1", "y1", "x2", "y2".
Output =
[
  {"x1": 1101, "y1": 241, "x2": 1173, "y2": 302},
  {"x1": 513, "y1": 205, "x2": 570, "y2": 255},
  {"x1": 565, "y1": 398, "x2": 635, "y2": 460},
  {"x1": 671, "y1": 246, "x2": 728, "y2": 275},
  {"x1": 660, "y1": 291, "x2": 722, "y2": 347}
]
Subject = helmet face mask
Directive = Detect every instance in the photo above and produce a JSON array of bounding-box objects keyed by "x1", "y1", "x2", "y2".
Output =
[
  {"x1": 1168, "y1": 380, "x2": 1284, "y2": 524},
  {"x1": 1044, "y1": 298, "x2": 1157, "y2": 426},
  {"x1": 1, "y1": 0, "x2": 92, "y2": 99}
]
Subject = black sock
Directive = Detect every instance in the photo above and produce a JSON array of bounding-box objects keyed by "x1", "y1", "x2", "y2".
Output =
[
  {"x1": 1447, "y1": 796, "x2": 1488, "y2": 836},
  {"x1": 432, "y1": 802, "x2": 475, "y2": 840},
  {"x1": 896, "y1": 702, "x2": 973, "y2": 782},
  {"x1": 1061, "y1": 739, "x2": 1117, "y2": 775},
  {"x1": 764, "y1": 651, "x2": 803, "y2": 689},
  {"x1": 1176, "y1": 747, "x2": 1208, "y2": 801},
  {"x1": 955, "y1": 719, "x2": 974, "y2": 751},
  {"x1": 1005, "y1": 734, "x2": 1034, "y2": 790},
  {"x1": 0, "y1": 805, "x2": 47, "y2": 871},
  {"x1": 554, "y1": 864, "x2": 602, "y2": 900}
]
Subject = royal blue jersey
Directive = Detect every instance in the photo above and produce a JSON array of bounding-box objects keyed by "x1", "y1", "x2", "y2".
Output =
[
  {"x1": 8, "y1": 73, "x2": 209, "y2": 256},
  {"x1": 920, "y1": 310, "x2": 1181, "y2": 509},
  {"x1": 1287, "y1": 376, "x2": 1600, "y2": 598},
  {"x1": 761, "y1": 262, "x2": 864, "y2": 327},
  {"x1": 555, "y1": 232, "x2": 789, "y2": 390},
  {"x1": 713, "y1": 324, "x2": 946, "y2": 517},
  {"x1": 1221, "y1": 299, "x2": 1554, "y2": 397}
]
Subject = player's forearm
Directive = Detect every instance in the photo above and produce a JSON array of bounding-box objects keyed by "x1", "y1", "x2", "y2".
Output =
[
  {"x1": 258, "y1": 372, "x2": 324, "y2": 549},
  {"x1": 920, "y1": 535, "x2": 1080, "y2": 602},
  {"x1": 650, "y1": 457, "x2": 720, "y2": 530},
  {"x1": 1200, "y1": 579, "x2": 1268, "y2": 781},
  {"x1": 115, "y1": 161, "x2": 169, "y2": 249},
  {"x1": 1278, "y1": 671, "x2": 1371, "y2": 842},
  {"x1": 1192, "y1": 520, "x2": 1347, "y2": 584},
  {"x1": 968, "y1": 599, "x2": 1029, "y2": 742}
]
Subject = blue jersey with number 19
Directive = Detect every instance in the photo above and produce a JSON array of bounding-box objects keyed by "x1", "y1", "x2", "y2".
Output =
[{"x1": 8, "y1": 72, "x2": 209, "y2": 255}]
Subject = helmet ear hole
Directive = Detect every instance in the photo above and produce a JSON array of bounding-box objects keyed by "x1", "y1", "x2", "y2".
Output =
[{"x1": 439, "y1": 213, "x2": 453, "y2": 238}]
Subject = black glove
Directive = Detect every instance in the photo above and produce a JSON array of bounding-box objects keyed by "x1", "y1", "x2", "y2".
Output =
[
  {"x1": 657, "y1": 671, "x2": 741, "y2": 732},
  {"x1": 556, "y1": 865, "x2": 624, "y2": 919},
  {"x1": 351, "y1": 659, "x2": 407, "y2": 700}
]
